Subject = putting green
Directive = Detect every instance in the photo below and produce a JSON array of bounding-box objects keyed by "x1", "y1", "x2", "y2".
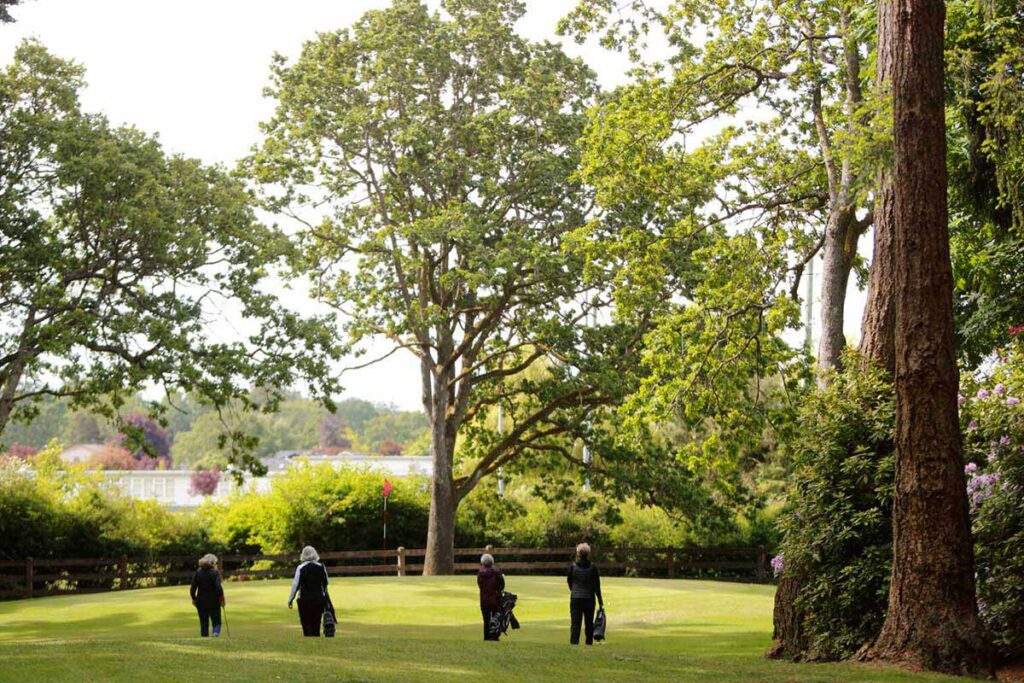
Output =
[{"x1": 0, "y1": 576, "x2": 969, "y2": 682}]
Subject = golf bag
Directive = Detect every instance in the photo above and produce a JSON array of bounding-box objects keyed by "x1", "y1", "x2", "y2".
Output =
[
  {"x1": 488, "y1": 591, "x2": 520, "y2": 639},
  {"x1": 322, "y1": 596, "x2": 337, "y2": 638},
  {"x1": 593, "y1": 606, "x2": 607, "y2": 641}
]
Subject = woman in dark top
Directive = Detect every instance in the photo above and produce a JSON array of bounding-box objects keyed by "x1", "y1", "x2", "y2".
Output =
[
  {"x1": 189, "y1": 553, "x2": 225, "y2": 637},
  {"x1": 567, "y1": 542, "x2": 603, "y2": 645},
  {"x1": 287, "y1": 545, "x2": 330, "y2": 637},
  {"x1": 476, "y1": 553, "x2": 505, "y2": 641}
]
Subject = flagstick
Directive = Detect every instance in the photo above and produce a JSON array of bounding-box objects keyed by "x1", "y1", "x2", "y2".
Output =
[{"x1": 383, "y1": 494, "x2": 388, "y2": 553}]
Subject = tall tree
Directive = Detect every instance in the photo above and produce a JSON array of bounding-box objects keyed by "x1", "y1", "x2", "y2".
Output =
[
  {"x1": 0, "y1": 42, "x2": 340, "y2": 467},
  {"x1": 562, "y1": 0, "x2": 876, "y2": 374},
  {"x1": 863, "y1": 0, "x2": 992, "y2": 673},
  {"x1": 249, "y1": 0, "x2": 608, "y2": 573}
]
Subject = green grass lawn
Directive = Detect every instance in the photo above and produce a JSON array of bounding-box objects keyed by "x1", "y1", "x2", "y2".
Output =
[{"x1": 0, "y1": 576, "x2": 972, "y2": 682}]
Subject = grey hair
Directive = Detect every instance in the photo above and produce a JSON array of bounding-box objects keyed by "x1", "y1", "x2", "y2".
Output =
[
  {"x1": 300, "y1": 545, "x2": 319, "y2": 562},
  {"x1": 198, "y1": 553, "x2": 218, "y2": 568},
  {"x1": 576, "y1": 543, "x2": 591, "y2": 560},
  {"x1": 480, "y1": 553, "x2": 494, "y2": 567}
]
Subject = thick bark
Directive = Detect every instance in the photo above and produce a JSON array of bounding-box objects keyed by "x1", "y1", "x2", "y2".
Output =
[
  {"x1": 423, "y1": 412, "x2": 457, "y2": 575},
  {"x1": 858, "y1": 0, "x2": 896, "y2": 376},
  {"x1": 767, "y1": 574, "x2": 808, "y2": 660},
  {"x1": 863, "y1": 0, "x2": 993, "y2": 673},
  {"x1": 423, "y1": 359, "x2": 458, "y2": 575}
]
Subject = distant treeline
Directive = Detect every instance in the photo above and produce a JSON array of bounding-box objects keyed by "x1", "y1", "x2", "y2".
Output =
[{"x1": 1, "y1": 393, "x2": 429, "y2": 470}]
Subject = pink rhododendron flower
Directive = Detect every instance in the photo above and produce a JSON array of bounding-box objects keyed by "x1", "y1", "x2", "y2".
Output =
[
  {"x1": 994, "y1": 383, "x2": 1006, "y2": 395},
  {"x1": 978, "y1": 388, "x2": 991, "y2": 399},
  {"x1": 1008, "y1": 397, "x2": 1021, "y2": 406}
]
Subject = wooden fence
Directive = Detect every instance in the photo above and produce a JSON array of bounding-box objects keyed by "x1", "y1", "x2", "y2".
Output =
[{"x1": 0, "y1": 545, "x2": 771, "y2": 600}]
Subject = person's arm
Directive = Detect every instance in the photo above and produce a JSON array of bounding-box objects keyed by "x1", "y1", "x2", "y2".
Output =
[
  {"x1": 288, "y1": 565, "x2": 302, "y2": 606},
  {"x1": 498, "y1": 571, "x2": 505, "y2": 593},
  {"x1": 594, "y1": 566, "x2": 603, "y2": 607},
  {"x1": 321, "y1": 563, "x2": 329, "y2": 593},
  {"x1": 567, "y1": 565, "x2": 574, "y2": 591},
  {"x1": 190, "y1": 572, "x2": 198, "y2": 603}
]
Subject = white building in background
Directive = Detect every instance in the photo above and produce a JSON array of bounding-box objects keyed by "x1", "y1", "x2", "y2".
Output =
[{"x1": 96, "y1": 453, "x2": 433, "y2": 509}]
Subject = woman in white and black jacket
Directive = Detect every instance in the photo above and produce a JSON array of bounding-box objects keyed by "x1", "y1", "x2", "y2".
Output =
[{"x1": 287, "y1": 545, "x2": 329, "y2": 636}]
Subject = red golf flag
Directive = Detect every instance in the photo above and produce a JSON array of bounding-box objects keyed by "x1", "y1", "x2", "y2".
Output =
[{"x1": 382, "y1": 479, "x2": 393, "y2": 498}]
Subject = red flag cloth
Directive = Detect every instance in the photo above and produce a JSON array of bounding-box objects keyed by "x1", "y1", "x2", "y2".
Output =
[{"x1": 382, "y1": 479, "x2": 393, "y2": 498}]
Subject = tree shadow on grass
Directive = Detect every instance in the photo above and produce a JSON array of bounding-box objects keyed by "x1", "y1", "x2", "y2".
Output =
[{"x1": 0, "y1": 611, "x2": 150, "y2": 641}]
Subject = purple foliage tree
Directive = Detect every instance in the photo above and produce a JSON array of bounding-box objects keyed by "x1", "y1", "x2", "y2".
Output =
[
  {"x1": 111, "y1": 413, "x2": 172, "y2": 463},
  {"x1": 190, "y1": 468, "x2": 221, "y2": 496},
  {"x1": 318, "y1": 413, "x2": 349, "y2": 450},
  {"x1": 1, "y1": 442, "x2": 38, "y2": 460}
]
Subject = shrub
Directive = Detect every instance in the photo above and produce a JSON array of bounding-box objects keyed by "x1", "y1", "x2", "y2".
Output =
[
  {"x1": 378, "y1": 439, "x2": 403, "y2": 456},
  {"x1": 960, "y1": 339, "x2": 1024, "y2": 660},
  {"x1": 1, "y1": 442, "x2": 38, "y2": 460},
  {"x1": 773, "y1": 353, "x2": 894, "y2": 660},
  {"x1": 0, "y1": 443, "x2": 214, "y2": 560},
  {"x1": 200, "y1": 462, "x2": 431, "y2": 554},
  {"x1": 775, "y1": 342, "x2": 1024, "y2": 662}
]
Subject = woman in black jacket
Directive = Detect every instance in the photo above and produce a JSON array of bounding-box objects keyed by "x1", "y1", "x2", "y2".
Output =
[
  {"x1": 189, "y1": 553, "x2": 225, "y2": 637},
  {"x1": 287, "y1": 545, "x2": 330, "y2": 636},
  {"x1": 476, "y1": 553, "x2": 505, "y2": 641},
  {"x1": 567, "y1": 542, "x2": 603, "y2": 645}
]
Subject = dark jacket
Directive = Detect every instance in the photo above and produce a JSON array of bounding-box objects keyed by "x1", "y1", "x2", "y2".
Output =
[
  {"x1": 477, "y1": 566, "x2": 505, "y2": 610},
  {"x1": 288, "y1": 560, "x2": 329, "y2": 604},
  {"x1": 190, "y1": 566, "x2": 223, "y2": 610},
  {"x1": 567, "y1": 558, "x2": 602, "y2": 603}
]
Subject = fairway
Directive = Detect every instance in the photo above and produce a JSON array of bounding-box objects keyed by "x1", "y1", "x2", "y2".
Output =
[{"x1": 0, "y1": 576, "x2": 971, "y2": 683}]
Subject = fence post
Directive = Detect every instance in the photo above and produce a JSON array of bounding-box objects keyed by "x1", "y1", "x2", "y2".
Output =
[
  {"x1": 25, "y1": 557, "x2": 33, "y2": 599},
  {"x1": 119, "y1": 554, "x2": 129, "y2": 590},
  {"x1": 667, "y1": 548, "x2": 676, "y2": 579},
  {"x1": 756, "y1": 548, "x2": 768, "y2": 583},
  {"x1": 396, "y1": 547, "x2": 406, "y2": 577}
]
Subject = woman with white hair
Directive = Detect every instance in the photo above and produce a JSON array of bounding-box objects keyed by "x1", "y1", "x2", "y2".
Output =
[
  {"x1": 189, "y1": 553, "x2": 225, "y2": 637},
  {"x1": 287, "y1": 545, "x2": 330, "y2": 636},
  {"x1": 567, "y1": 542, "x2": 603, "y2": 645},
  {"x1": 476, "y1": 553, "x2": 505, "y2": 641}
]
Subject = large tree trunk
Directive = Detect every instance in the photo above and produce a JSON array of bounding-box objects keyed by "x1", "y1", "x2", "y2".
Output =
[
  {"x1": 767, "y1": 574, "x2": 808, "y2": 660},
  {"x1": 863, "y1": 0, "x2": 992, "y2": 673},
  {"x1": 423, "y1": 371, "x2": 458, "y2": 575},
  {"x1": 858, "y1": 0, "x2": 896, "y2": 376},
  {"x1": 817, "y1": 210, "x2": 858, "y2": 372},
  {"x1": 859, "y1": 176, "x2": 896, "y2": 374}
]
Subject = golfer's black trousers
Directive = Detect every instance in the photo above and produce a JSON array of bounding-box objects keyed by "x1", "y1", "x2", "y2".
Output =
[
  {"x1": 569, "y1": 597, "x2": 595, "y2": 645},
  {"x1": 196, "y1": 605, "x2": 221, "y2": 637},
  {"x1": 297, "y1": 597, "x2": 324, "y2": 637},
  {"x1": 481, "y1": 608, "x2": 499, "y2": 641}
]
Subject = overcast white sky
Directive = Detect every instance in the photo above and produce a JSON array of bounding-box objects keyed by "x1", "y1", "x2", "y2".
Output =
[{"x1": 0, "y1": 0, "x2": 866, "y2": 411}]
